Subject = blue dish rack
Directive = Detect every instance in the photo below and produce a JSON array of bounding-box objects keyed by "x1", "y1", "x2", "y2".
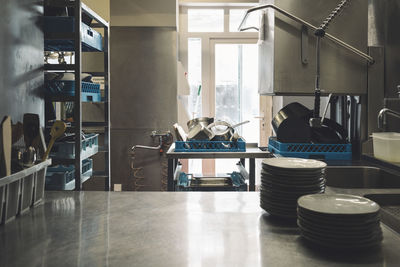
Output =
[
  {"x1": 45, "y1": 159, "x2": 93, "y2": 190},
  {"x1": 268, "y1": 137, "x2": 352, "y2": 160},
  {"x1": 50, "y1": 133, "x2": 99, "y2": 159},
  {"x1": 175, "y1": 139, "x2": 246, "y2": 152},
  {"x1": 44, "y1": 17, "x2": 103, "y2": 52},
  {"x1": 45, "y1": 80, "x2": 101, "y2": 102}
]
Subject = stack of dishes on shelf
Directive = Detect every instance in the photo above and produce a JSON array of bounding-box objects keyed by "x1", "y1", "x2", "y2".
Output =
[
  {"x1": 297, "y1": 194, "x2": 383, "y2": 249},
  {"x1": 260, "y1": 157, "x2": 327, "y2": 219}
]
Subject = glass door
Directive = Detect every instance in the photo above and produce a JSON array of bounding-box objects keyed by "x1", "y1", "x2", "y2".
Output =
[{"x1": 210, "y1": 39, "x2": 259, "y2": 174}]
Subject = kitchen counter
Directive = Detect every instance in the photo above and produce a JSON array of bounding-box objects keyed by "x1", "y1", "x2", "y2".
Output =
[{"x1": 1, "y1": 191, "x2": 400, "y2": 267}]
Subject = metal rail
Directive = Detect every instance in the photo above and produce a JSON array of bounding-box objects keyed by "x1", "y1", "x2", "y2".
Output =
[{"x1": 238, "y1": 4, "x2": 374, "y2": 64}]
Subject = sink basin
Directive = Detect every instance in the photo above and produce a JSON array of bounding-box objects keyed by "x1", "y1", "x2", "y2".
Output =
[
  {"x1": 325, "y1": 166, "x2": 400, "y2": 188},
  {"x1": 365, "y1": 193, "x2": 400, "y2": 205},
  {"x1": 364, "y1": 194, "x2": 400, "y2": 234}
]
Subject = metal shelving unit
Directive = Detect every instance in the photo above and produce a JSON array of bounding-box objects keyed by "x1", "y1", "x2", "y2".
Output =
[{"x1": 44, "y1": 0, "x2": 110, "y2": 191}]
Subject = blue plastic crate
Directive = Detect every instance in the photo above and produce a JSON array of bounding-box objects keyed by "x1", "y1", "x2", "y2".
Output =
[
  {"x1": 45, "y1": 81, "x2": 101, "y2": 102},
  {"x1": 50, "y1": 133, "x2": 99, "y2": 159},
  {"x1": 268, "y1": 137, "x2": 352, "y2": 160},
  {"x1": 45, "y1": 165, "x2": 74, "y2": 190},
  {"x1": 44, "y1": 17, "x2": 103, "y2": 52},
  {"x1": 175, "y1": 139, "x2": 246, "y2": 152},
  {"x1": 45, "y1": 159, "x2": 93, "y2": 190}
]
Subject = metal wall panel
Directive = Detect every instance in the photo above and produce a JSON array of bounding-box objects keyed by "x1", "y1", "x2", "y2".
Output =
[
  {"x1": 110, "y1": 0, "x2": 176, "y2": 27},
  {"x1": 259, "y1": 0, "x2": 368, "y2": 95},
  {"x1": 367, "y1": 0, "x2": 400, "y2": 134},
  {"x1": 0, "y1": 0, "x2": 44, "y2": 124},
  {"x1": 369, "y1": 0, "x2": 400, "y2": 98},
  {"x1": 110, "y1": 27, "x2": 177, "y2": 190}
]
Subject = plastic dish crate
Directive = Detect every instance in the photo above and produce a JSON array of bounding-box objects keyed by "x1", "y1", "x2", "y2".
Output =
[
  {"x1": 50, "y1": 133, "x2": 99, "y2": 159},
  {"x1": 46, "y1": 159, "x2": 93, "y2": 190},
  {"x1": 45, "y1": 81, "x2": 101, "y2": 102},
  {"x1": 372, "y1": 132, "x2": 400, "y2": 163},
  {"x1": 44, "y1": 17, "x2": 103, "y2": 52},
  {"x1": 175, "y1": 139, "x2": 246, "y2": 152},
  {"x1": 0, "y1": 159, "x2": 51, "y2": 225},
  {"x1": 268, "y1": 137, "x2": 352, "y2": 160}
]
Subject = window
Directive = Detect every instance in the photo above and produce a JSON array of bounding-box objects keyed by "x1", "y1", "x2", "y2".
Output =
[{"x1": 188, "y1": 9, "x2": 224, "y2": 32}]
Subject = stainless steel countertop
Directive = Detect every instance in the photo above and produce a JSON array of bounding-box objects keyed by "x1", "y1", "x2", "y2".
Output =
[{"x1": 1, "y1": 191, "x2": 400, "y2": 267}]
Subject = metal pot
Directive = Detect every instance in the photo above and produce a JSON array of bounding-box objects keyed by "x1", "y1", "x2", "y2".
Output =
[
  {"x1": 207, "y1": 121, "x2": 234, "y2": 141},
  {"x1": 207, "y1": 120, "x2": 250, "y2": 141},
  {"x1": 272, "y1": 102, "x2": 312, "y2": 143},
  {"x1": 187, "y1": 117, "x2": 215, "y2": 140},
  {"x1": 187, "y1": 117, "x2": 214, "y2": 131}
]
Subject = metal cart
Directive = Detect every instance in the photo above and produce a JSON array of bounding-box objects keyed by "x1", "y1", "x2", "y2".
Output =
[{"x1": 166, "y1": 143, "x2": 272, "y2": 191}]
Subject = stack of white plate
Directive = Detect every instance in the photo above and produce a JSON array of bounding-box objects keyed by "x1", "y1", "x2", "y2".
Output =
[
  {"x1": 297, "y1": 194, "x2": 383, "y2": 249},
  {"x1": 260, "y1": 157, "x2": 327, "y2": 219}
]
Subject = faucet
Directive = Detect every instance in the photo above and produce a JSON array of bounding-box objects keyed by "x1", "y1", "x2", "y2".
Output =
[
  {"x1": 131, "y1": 131, "x2": 173, "y2": 154},
  {"x1": 378, "y1": 85, "x2": 400, "y2": 130},
  {"x1": 378, "y1": 108, "x2": 400, "y2": 130}
]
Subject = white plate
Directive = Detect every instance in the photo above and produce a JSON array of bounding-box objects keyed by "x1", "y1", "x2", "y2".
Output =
[
  {"x1": 262, "y1": 157, "x2": 327, "y2": 170},
  {"x1": 298, "y1": 194, "x2": 380, "y2": 215},
  {"x1": 261, "y1": 170, "x2": 324, "y2": 179}
]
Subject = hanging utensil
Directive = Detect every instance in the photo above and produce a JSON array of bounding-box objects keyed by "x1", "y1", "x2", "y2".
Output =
[{"x1": 42, "y1": 121, "x2": 67, "y2": 161}]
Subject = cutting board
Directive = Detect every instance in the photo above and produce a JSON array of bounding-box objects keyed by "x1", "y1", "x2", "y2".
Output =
[
  {"x1": 1, "y1": 116, "x2": 12, "y2": 177},
  {"x1": 23, "y1": 113, "x2": 46, "y2": 158},
  {"x1": 23, "y1": 113, "x2": 40, "y2": 148}
]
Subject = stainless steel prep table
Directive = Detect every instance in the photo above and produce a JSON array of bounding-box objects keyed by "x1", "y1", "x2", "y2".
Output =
[
  {"x1": 166, "y1": 143, "x2": 272, "y2": 191},
  {"x1": 1, "y1": 191, "x2": 400, "y2": 267}
]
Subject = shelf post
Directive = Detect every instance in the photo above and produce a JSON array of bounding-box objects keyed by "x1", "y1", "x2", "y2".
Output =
[{"x1": 74, "y1": 0, "x2": 83, "y2": 191}]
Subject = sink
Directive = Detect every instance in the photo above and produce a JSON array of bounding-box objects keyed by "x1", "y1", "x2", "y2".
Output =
[
  {"x1": 324, "y1": 166, "x2": 400, "y2": 234},
  {"x1": 325, "y1": 166, "x2": 400, "y2": 188},
  {"x1": 364, "y1": 194, "x2": 400, "y2": 234}
]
